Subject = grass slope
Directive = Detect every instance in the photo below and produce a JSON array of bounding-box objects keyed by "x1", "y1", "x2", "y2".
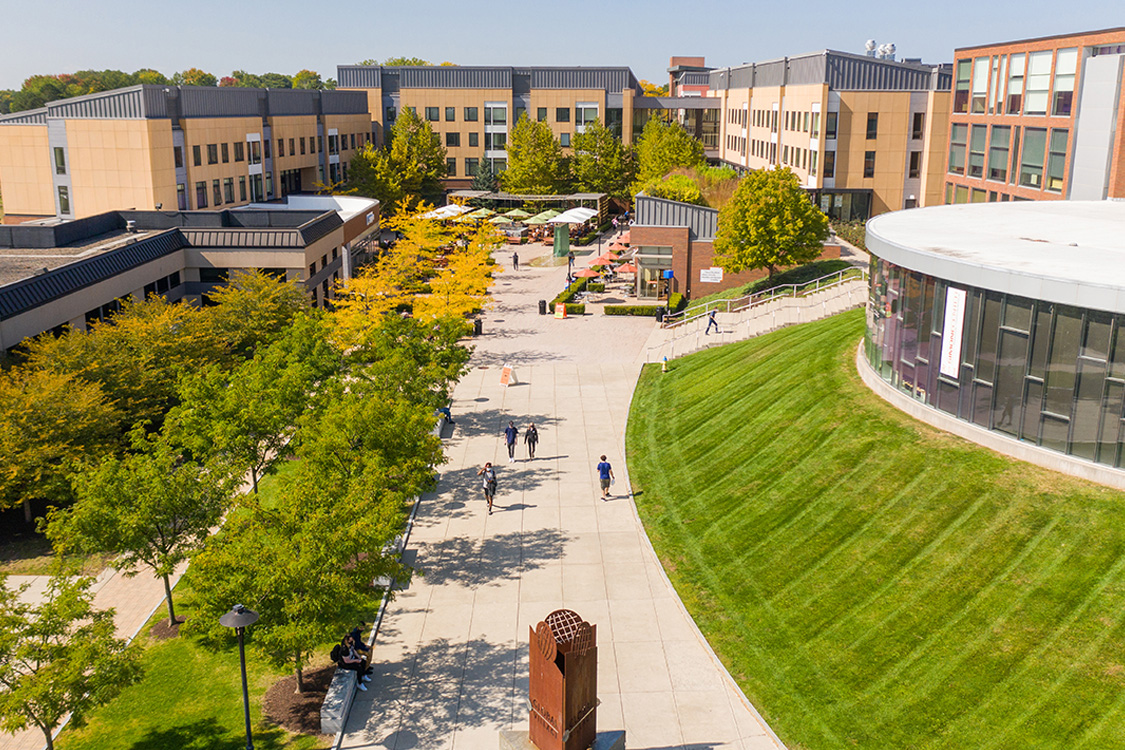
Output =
[{"x1": 626, "y1": 309, "x2": 1125, "y2": 750}]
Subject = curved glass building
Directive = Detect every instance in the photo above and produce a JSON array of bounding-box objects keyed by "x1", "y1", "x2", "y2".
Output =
[{"x1": 864, "y1": 201, "x2": 1125, "y2": 468}]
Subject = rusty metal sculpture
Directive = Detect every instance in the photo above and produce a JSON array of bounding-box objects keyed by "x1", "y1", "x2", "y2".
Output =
[{"x1": 528, "y1": 609, "x2": 598, "y2": 750}]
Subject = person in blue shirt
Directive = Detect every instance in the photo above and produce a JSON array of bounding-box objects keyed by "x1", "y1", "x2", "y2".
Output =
[
  {"x1": 504, "y1": 421, "x2": 519, "y2": 462},
  {"x1": 596, "y1": 455, "x2": 615, "y2": 499}
]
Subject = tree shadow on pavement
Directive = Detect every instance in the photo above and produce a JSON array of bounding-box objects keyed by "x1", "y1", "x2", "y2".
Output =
[{"x1": 414, "y1": 527, "x2": 566, "y2": 588}]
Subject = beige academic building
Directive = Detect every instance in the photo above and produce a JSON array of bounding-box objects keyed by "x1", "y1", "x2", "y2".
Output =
[
  {"x1": 708, "y1": 49, "x2": 952, "y2": 220},
  {"x1": 0, "y1": 85, "x2": 373, "y2": 223}
]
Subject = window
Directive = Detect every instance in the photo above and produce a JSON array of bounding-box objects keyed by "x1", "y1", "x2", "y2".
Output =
[
  {"x1": 909, "y1": 151, "x2": 922, "y2": 179},
  {"x1": 969, "y1": 125, "x2": 987, "y2": 178},
  {"x1": 207, "y1": 144, "x2": 218, "y2": 164},
  {"x1": 560, "y1": 133, "x2": 571, "y2": 147},
  {"x1": 514, "y1": 106, "x2": 526, "y2": 124},
  {"x1": 1006, "y1": 53, "x2": 1025, "y2": 114},
  {"x1": 948, "y1": 124, "x2": 968, "y2": 175},
  {"x1": 465, "y1": 157, "x2": 479, "y2": 175},
  {"x1": 1052, "y1": 48, "x2": 1078, "y2": 117},
  {"x1": 173, "y1": 146, "x2": 183, "y2": 169},
  {"x1": 556, "y1": 107, "x2": 570, "y2": 123},
  {"x1": 1024, "y1": 51, "x2": 1052, "y2": 115},
  {"x1": 484, "y1": 132, "x2": 507, "y2": 150},
  {"x1": 221, "y1": 142, "x2": 230, "y2": 163},
  {"x1": 864, "y1": 151, "x2": 876, "y2": 178},
  {"x1": 239, "y1": 176, "x2": 247, "y2": 201},
  {"x1": 468, "y1": 132, "x2": 479, "y2": 147},
  {"x1": 575, "y1": 104, "x2": 598, "y2": 130},
  {"x1": 464, "y1": 107, "x2": 478, "y2": 122},
  {"x1": 1045, "y1": 129, "x2": 1068, "y2": 192},
  {"x1": 991, "y1": 55, "x2": 1006, "y2": 114},
  {"x1": 212, "y1": 179, "x2": 222, "y2": 205},
  {"x1": 824, "y1": 112, "x2": 837, "y2": 139},
  {"x1": 988, "y1": 126, "x2": 1011, "y2": 181},
  {"x1": 300, "y1": 137, "x2": 306, "y2": 155},
  {"x1": 971, "y1": 57, "x2": 989, "y2": 114},
  {"x1": 823, "y1": 151, "x2": 835, "y2": 179},
  {"x1": 1009, "y1": 127, "x2": 1021, "y2": 184},
  {"x1": 289, "y1": 138, "x2": 295, "y2": 156},
  {"x1": 491, "y1": 158, "x2": 506, "y2": 172},
  {"x1": 177, "y1": 183, "x2": 186, "y2": 210},
  {"x1": 57, "y1": 185, "x2": 70, "y2": 214},
  {"x1": 328, "y1": 134, "x2": 338, "y2": 155},
  {"x1": 350, "y1": 134, "x2": 356, "y2": 150},
  {"x1": 446, "y1": 157, "x2": 457, "y2": 176},
  {"x1": 195, "y1": 181, "x2": 207, "y2": 208},
  {"x1": 803, "y1": 112, "x2": 809, "y2": 131},
  {"x1": 953, "y1": 59, "x2": 971, "y2": 113},
  {"x1": 810, "y1": 150, "x2": 818, "y2": 176},
  {"x1": 263, "y1": 139, "x2": 271, "y2": 159},
  {"x1": 276, "y1": 138, "x2": 283, "y2": 157},
  {"x1": 193, "y1": 145, "x2": 202, "y2": 166},
  {"x1": 446, "y1": 132, "x2": 460, "y2": 147},
  {"x1": 223, "y1": 177, "x2": 234, "y2": 203},
  {"x1": 537, "y1": 107, "x2": 547, "y2": 122},
  {"x1": 445, "y1": 106, "x2": 456, "y2": 122},
  {"x1": 485, "y1": 105, "x2": 506, "y2": 125},
  {"x1": 53, "y1": 147, "x2": 66, "y2": 175},
  {"x1": 911, "y1": 112, "x2": 925, "y2": 140},
  {"x1": 386, "y1": 106, "x2": 397, "y2": 122},
  {"x1": 866, "y1": 113, "x2": 878, "y2": 139},
  {"x1": 234, "y1": 142, "x2": 245, "y2": 162},
  {"x1": 810, "y1": 112, "x2": 819, "y2": 137},
  {"x1": 249, "y1": 141, "x2": 261, "y2": 165},
  {"x1": 425, "y1": 107, "x2": 439, "y2": 121},
  {"x1": 1019, "y1": 127, "x2": 1047, "y2": 188}
]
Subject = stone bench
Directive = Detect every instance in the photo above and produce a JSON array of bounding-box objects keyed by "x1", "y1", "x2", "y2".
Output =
[{"x1": 320, "y1": 667, "x2": 357, "y2": 736}]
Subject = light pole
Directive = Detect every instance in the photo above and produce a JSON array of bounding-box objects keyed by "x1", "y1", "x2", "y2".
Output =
[{"x1": 220, "y1": 604, "x2": 260, "y2": 750}]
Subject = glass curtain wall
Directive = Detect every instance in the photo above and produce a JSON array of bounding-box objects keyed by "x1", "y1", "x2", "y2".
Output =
[{"x1": 866, "y1": 256, "x2": 1125, "y2": 467}]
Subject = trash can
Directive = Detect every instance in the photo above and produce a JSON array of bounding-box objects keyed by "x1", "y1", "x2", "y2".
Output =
[
  {"x1": 655, "y1": 306, "x2": 668, "y2": 323},
  {"x1": 538, "y1": 299, "x2": 548, "y2": 315},
  {"x1": 473, "y1": 318, "x2": 483, "y2": 336}
]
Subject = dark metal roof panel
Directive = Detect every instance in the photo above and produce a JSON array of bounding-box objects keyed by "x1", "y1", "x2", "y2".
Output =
[
  {"x1": 679, "y1": 71, "x2": 711, "y2": 86},
  {"x1": 635, "y1": 195, "x2": 718, "y2": 241},
  {"x1": 755, "y1": 60, "x2": 788, "y2": 87},
  {"x1": 529, "y1": 67, "x2": 637, "y2": 91},
  {"x1": 267, "y1": 88, "x2": 319, "y2": 116},
  {"x1": 0, "y1": 230, "x2": 185, "y2": 320},
  {"x1": 399, "y1": 66, "x2": 512, "y2": 89},
  {"x1": 45, "y1": 86, "x2": 148, "y2": 119},
  {"x1": 825, "y1": 52, "x2": 943, "y2": 90},
  {"x1": 633, "y1": 96, "x2": 721, "y2": 110},
  {"x1": 336, "y1": 66, "x2": 383, "y2": 89},
  {"x1": 0, "y1": 108, "x2": 48, "y2": 125},
  {"x1": 179, "y1": 86, "x2": 265, "y2": 118},
  {"x1": 321, "y1": 89, "x2": 369, "y2": 115},
  {"x1": 789, "y1": 54, "x2": 828, "y2": 86},
  {"x1": 299, "y1": 212, "x2": 343, "y2": 245},
  {"x1": 141, "y1": 86, "x2": 171, "y2": 117}
]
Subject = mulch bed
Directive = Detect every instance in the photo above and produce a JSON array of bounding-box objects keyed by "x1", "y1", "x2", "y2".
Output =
[
  {"x1": 263, "y1": 664, "x2": 337, "y2": 736},
  {"x1": 150, "y1": 615, "x2": 186, "y2": 641}
]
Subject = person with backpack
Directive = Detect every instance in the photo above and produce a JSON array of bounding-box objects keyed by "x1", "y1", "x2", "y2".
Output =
[
  {"x1": 478, "y1": 461, "x2": 498, "y2": 514},
  {"x1": 504, "y1": 420, "x2": 519, "y2": 462},
  {"x1": 524, "y1": 422, "x2": 539, "y2": 460},
  {"x1": 331, "y1": 637, "x2": 372, "y2": 691}
]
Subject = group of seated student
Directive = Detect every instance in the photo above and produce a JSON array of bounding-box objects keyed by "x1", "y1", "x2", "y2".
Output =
[{"x1": 331, "y1": 621, "x2": 374, "y2": 691}]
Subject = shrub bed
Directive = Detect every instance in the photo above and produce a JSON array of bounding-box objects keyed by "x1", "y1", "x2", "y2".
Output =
[
  {"x1": 604, "y1": 305, "x2": 661, "y2": 317},
  {"x1": 550, "y1": 277, "x2": 589, "y2": 316}
]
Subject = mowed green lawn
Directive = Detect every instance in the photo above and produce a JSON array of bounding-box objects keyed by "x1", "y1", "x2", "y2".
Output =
[{"x1": 626, "y1": 309, "x2": 1125, "y2": 750}]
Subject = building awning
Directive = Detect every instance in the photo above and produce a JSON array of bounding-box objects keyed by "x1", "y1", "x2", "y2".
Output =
[{"x1": 549, "y1": 207, "x2": 599, "y2": 224}]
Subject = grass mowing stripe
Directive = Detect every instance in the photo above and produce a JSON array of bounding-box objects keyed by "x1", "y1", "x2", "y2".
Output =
[{"x1": 627, "y1": 308, "x2": 1125, "y2": 749}]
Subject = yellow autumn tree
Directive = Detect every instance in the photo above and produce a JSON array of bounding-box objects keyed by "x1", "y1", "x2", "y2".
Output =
[{"x1": 413, "y1": 222, "x2": 503, "y2": 326}]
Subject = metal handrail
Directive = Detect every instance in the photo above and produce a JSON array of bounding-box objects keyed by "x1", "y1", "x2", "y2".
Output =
[
  {"x1": 662, "y1": 266, "x2": 867, "y2": 329},
  {"x1": 645, "y1": 270, "x2": 868, "y2": 363}
]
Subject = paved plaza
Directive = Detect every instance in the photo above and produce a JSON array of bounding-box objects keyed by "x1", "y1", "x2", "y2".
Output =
[{"x1": 340, "y1": 237, "x2": 784, "y2": 749}]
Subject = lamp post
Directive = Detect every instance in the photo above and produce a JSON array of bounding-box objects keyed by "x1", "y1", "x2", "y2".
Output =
[{"x1": 220, "y1": 604, "x2": 260, "y2": 750}]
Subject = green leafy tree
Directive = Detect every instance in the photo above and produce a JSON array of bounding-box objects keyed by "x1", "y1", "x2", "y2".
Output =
[
  {"x1": 471, "y1": 159, "x2": 497, "y2": 191},
  {"x1": 638, "y1": 173, "x2": 706, "y2": 205},
  {"x1": 348, "y1": 108, "x2": 445, "y2": 213},
  {"x1": 132, "y1": 68, "x2": 168, "y2": 85},
  {"x1": 171, "y1": 68, "x2": 217, "y2": 87},
  {"x1": 0, "y1": 573, "x2": 143, "y2": 750},
  {"x1": 713, "y1": 167, "x2": 830, "y2": 281},
  {"x1": 380, "y1": 57, "x2": 433, "y2": 66},
  {"x1": 259, "y1": 72, "x2": 293, "y2": 89},
  {"x1": 500, "y1": 113, "x2": 565, "y2": 195},
  {"x1": 44, "y1": 434, "x2": 232, "y2": 627},
  {"x1": 0, "y1": 90, "x2": 14, "y2": 114},
  {"x1": 571, "y1": 118, "x2": 634, "y2": 202},
  {"x1": 221, "y1": 70, "x2": 263, "y2": 88},
  {"x1": 347, "y1": 142, "x2": 402, "y2": 211},
  {"x1": 204, "y1": 269, "x2": 309, "y2": 359},
  {"x1": 0, "y1": 369, "x2": 118, "y2": 522},
  {"x1": 291, "y1": 69, "x2": 325, "y2": 89},
  {"x1": 632, "y1": 116, "x2": 706, "y2": 193}
]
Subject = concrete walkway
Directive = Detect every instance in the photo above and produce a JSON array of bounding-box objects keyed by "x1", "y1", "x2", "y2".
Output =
[{"x1": 341, "y1": 237, "x2": 784, "y2": 749}]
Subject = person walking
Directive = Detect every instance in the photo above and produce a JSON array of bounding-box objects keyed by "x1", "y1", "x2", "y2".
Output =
[
  {"x1": 705, "y1": 309, "x2": 719, "y2": 335},
  {"x1": 596, "y1": 455, "x2": 615, "y2": 500},
  {"x1": 512, "y1": 251, "x2": 520, "y2": 271},
  {"x1": 567, "y1": 250, "x2": 575, "y2": 275},
  {"x1": 504, "y1": 420, "x2": 519, "y2": 462},
  {"x1": 524, "y1": 422, "x2": 539, "y2": 460},
  {"x1": 478, "y1": 462, "x2": 497, "y2": 514}
]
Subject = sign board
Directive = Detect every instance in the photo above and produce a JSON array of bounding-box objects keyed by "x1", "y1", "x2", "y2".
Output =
[
  {"x1": 821, "y1": 196, "x2": 832, "y2": 212},
  {"x1": 700, "y1": 267, "x2": 724, "y2": 283},
  {"x1": 366, "y1": 212, "x2": 375, "y2": 226},
  {"x1": 500, "y1": 365, "x2": 516, "y2": 387},
  {"x1": 939, "y1": 287, "x2": 967, "y2": 378},
  {"x1": 554, "y1": 303, "x2": 567, "y2": 319}
]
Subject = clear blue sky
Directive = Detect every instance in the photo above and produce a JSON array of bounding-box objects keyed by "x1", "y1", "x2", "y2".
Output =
[{"x1": 2, "y1": 0, "x2": 1122, "y2": 90}]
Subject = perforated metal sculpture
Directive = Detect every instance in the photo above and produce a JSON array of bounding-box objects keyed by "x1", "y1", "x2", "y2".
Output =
[{"x1": 528, "y1": 609, "x2": 598, "y2": 750}]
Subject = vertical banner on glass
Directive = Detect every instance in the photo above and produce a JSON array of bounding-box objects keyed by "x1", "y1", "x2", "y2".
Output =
[{"x1": 939, "y1": 287, "x2": 967, "y2": 378}]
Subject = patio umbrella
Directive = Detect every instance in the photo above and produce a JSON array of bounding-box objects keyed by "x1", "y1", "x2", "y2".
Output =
[
  {"x1": 573, "y1": 268, "x2": 600, "y2": 278},
  {"x1": 504, "y1": 208, "x2": 532, "y2": 218},
  {"x1": 616, "y1": 262, "x2": 637, "y2": 274},
  {"x1": 589, "y1": 252, "x2": 619, "y2": 265},
  {"x1": 489, "y1": 215, "x2": 513, "y2": 224},
  {"x1": 539, "y1": 209, "x2": 561, "y2": 219},
  {"x1": 524, "y1": 215, "x2": 548, "y2": 225},
  {"x1": 618, "y1": 230, "x2": 631, "y2": 243}
]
